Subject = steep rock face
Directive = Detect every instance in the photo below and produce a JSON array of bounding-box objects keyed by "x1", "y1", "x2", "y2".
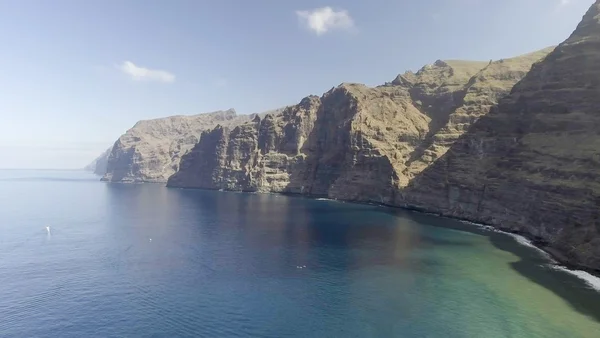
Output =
[
  {"x1": 169, "y1": 47, "x2": 552, "y2": 204},
  {"x1": 169, "y1": 97, "x2": 322, "y2": 191},
  {"x1": 102, "y1": 109, "x2": 252, "y2": 183},
  {"x1": 399, "y1": 2, "x2": 600, "y2": 270},
  {"x1": 84, "y1": 147, "x2": 111, "y2": 175},
  {"x1": 399, "y1": 48, "x2": 556, "y2": 179}
]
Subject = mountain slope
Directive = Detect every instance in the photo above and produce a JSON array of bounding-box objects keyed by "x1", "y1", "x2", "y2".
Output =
[{"x1": 399, "y1": 1, "x2": 600, "y2": 270}]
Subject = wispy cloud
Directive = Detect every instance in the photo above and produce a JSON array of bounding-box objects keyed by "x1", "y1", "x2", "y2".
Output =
[
  {"x1": 118, "y1": 61, "x2": 175, "y2": 83},
  {"x1": 558, "y1": 0, "x2": 572, "y2": 6},
  {"x1": 296, "y1": 7, "x2": 355, "y2": 36}
]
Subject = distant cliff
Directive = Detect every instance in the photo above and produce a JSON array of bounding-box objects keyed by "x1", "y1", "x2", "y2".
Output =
[
  {"x1": 102, "y1": 109, "x2": 251, "y2": 183},
  {"x1": 99, "y1": 108, "x2": 288, "y2": 183},
  {"x1": 84, "y1": 147, "x2": 111, "y2": 176}
]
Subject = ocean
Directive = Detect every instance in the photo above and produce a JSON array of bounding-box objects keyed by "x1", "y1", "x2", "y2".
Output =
[{"x1": 0, "y1": 170, "x2": 599, "y2": 337}]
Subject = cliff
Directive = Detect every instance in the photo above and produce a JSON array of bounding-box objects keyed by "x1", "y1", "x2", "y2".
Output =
[
  {"x1": 168, "y1": 48, "x2": 552, "y2": 195},
  {"x1": 167, "y1": 2, "x2": 600, "y2": 270},
  {"x1": 399, "y1": 1, "x2": 600, "y2": 270},
  {"x1": 102, "y1": 109, "x2": 252, "y2": 183},
  {"x1": 84, "y1": 147, "x2": 111, "y2": 176},
  {"x1": 99, "y1": 107, "x2": 291, "y2": 183}
]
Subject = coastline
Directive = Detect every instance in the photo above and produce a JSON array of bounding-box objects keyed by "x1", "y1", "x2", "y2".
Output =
[
  {"x1": 296, "y1": 192, "x2": 600, "y2": 277},
  {"x1": 303, "y1": 194, "x2": 600, "y2": 291}
]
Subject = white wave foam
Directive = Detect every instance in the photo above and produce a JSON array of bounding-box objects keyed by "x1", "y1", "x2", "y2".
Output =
[
  {"x1": 460, "y1": 221, "x2": 600, "y2": 292},
  {"x1": 501, "y1": 233, "x2": 554, "y2": 260},
  {"x1": 460, "y1": 220, "x2": 552, "y2": 259},
  {"x1": 507, "y1": 233, "x2": 537, "y2": 249},
  {"x1": 548, "y1": 265, "x2": 600, "y2": 292}
]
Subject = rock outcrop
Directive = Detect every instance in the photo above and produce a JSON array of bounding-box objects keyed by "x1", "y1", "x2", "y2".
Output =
[
  {"x1": 167, "y1": 2, "x2": 600, "y2": 270},
  {"x1": 102, "y1": 109, "x2": 253, "y2": 183},
  {"x1": 84, "y1": 147, "x2": 111, "y2": 176}
]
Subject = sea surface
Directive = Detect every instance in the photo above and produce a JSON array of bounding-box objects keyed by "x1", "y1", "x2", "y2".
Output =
[{"x1": 0, "y1": 170, "x2": 599, "y2": 338}]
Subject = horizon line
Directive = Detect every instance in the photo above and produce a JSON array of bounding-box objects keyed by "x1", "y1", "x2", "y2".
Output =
[{"x1": 0, "y1": 168, "x2": 87, "y2": 171}]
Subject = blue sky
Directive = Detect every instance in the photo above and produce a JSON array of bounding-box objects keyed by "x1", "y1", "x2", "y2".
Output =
[{"x1": 0, "y1": 0, "x2": 593, "y2": 169}]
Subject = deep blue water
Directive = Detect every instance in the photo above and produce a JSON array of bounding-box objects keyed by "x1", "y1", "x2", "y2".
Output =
[{"x1": 1, "y1": 170, "x2": 599, "y2": 337}]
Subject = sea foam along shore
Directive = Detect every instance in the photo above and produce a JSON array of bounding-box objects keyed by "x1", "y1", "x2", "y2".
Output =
[
  {"x1": 547, "y1": 265, "x2": 600, "y2": 292},
  {"x1": 463, "y1": 220, "x2": 600, "y2": 292}
]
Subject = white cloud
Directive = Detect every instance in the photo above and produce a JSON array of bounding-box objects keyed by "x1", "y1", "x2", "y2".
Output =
[
  {"x1": 296, "y1": 7, "x2": 355, "y2": 35},
  {"x1": 118, "y1": 61, "x2": 175, "y2": 83}
]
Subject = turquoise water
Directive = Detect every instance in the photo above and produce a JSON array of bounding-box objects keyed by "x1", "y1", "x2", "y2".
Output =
[{"x1": 0, "y1": 170, "x2": 599, "y2": 337}]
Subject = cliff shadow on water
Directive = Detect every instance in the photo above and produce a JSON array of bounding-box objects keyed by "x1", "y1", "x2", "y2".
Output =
[
  {"x1": 489, "y1": 234, "x2": 600, "y2": 323},
  {"x1": 392, "y1": 104, "x2": 600, "y2": 320},
  {"x1": 371, "y1": 206, "x2": 600, "y2": 323}
]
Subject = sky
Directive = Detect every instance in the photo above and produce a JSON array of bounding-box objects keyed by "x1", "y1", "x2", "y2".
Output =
[{"x1": 0, "y1": 0, "x2": 594, "y2": 169}]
